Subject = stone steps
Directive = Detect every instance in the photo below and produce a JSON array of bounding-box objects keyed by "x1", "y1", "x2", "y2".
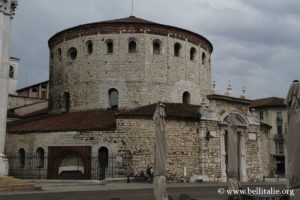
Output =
[{"x1": 0, "y1": 176, "x2": 39, "y2": 192}]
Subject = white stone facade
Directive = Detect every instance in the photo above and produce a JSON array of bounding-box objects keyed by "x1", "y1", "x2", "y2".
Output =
[
  {"x1": 0, "y1": 0, "x2": 18, "y2": 176},
  {"x1": 8, "y1": 57, "x2": 19, "y2": 95}
]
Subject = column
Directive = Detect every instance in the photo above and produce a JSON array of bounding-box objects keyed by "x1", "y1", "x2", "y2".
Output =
[
  {"x1": 220, "y1": 131, "x2": 227, "y2": 182},
  {"x1": 0, "y1": 0, "x2": 18, "y2": 176},
  {"x1": 239, "y1": 131, "x2": 248, "y2": 182}
]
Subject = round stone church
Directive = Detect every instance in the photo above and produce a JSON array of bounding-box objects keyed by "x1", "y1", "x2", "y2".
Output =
[
  {"x1": 6, "y1": 16, "x2": 271, "y2": 182},
  {"x1": 48, "y1": 16, "x2": 212, "y2": 112}
]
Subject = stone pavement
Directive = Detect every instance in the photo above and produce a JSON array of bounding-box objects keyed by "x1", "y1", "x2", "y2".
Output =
[
  {"x1": 0, "y1": 176, "x2": 37, "y2": 192},
  {"x1": 0, "y1": 180, "x2": 288, "y2": 200}
]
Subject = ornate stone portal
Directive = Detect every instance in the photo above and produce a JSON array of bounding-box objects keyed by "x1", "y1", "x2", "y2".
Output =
[
  {"x1": 220, "y1": 113, "x2": 248, "y2": 182},
  {"x1": 0, "y1": 0, "x2": 18, "y2": 176}
]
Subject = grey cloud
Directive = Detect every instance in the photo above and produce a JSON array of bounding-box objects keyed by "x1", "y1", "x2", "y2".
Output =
[{"x1": 11, "y1": 0, "x2": 299, "y2": 99}]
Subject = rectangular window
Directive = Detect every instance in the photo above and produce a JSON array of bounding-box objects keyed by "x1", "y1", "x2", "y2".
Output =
[
  {"x1": 41, "y1": 91, "x2": 47, "y2": 99},
  {"x1": 259, "y1": 111, "x2": 264, "y2": 120},
  {"x1": 276, "y1": 141, "x2": 284, "y2": 154},
  {"x1": 277, "y1": 125, "x2": 282, "y2": 135},
  {"x1": 276, "y1": 111, "x2": 282, "y2": 123}
]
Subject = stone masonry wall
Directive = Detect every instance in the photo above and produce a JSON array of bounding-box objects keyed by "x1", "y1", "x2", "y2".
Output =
[
  {"x1": 5, "y1": 117, "x2": 267, "y2": 182},
  {"x1": 49, "y1": 32, "x2": 211, "y2": 112},
  {"x1": 259, "y1": 127, "x2": 272, "y2": 177},
  {"x1": 5, "y1": 118, "x2": 203, "y2": 181},
  {"x1": 246, "y1": 125, "x2": 264, "y2": 181},
  {"x1": 116, "y1": 118, "x2": 201, "y2": 181},
  {"x1": 8, "y1": 95, "x2": 44, "y2": 109},
  {"x1": 198, "y1": 120, "x2": 222, "y2": 182}
]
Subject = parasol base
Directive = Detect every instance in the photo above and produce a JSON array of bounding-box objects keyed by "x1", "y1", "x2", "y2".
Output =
[
  {"x1": 0, "y1": 153, "x2": 8, "y2": 176},
  {"x1": 154, "y1": 175, "x2": 168, "y2": 200}
]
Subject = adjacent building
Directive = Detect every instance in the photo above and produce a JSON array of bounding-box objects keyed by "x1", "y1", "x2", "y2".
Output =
[
  {"x1": 250, "y1": 97, "x2": 287, "y2": 176},
  {"x1": 16, "y1": 81, "x2": 49, "y2": 99}
]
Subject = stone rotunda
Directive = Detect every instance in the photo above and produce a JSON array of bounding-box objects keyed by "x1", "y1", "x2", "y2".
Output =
[
  {"x1": 5, "y1": 16, "x2": 271, "y2": 182},
  {"x1": 48, "y1": 16, "x2": 213, "y2": 112}
]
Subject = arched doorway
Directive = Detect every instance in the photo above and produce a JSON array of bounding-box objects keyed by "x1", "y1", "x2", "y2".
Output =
[
  {"x1": 47, "y1": 146, "x2": 91, "y2": 180},
  {"x1": 64, "y1": 91, "x2": 70, "y2": 112},
  {"x1": 224, "y1": 130, "x2": 242, "y2": 180},
  {"x1": 108, "y1": 88, "x2": 119, "y2": 109},
  {"x1": 182, "y1": 91, "x2": 191, "y2": 104},
  {"x1": 98, "y1": 147, "x2": 109, "y2": 180}
]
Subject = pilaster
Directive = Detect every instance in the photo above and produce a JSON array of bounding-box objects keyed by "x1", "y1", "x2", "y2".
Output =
[{"x1": 0, "y1": 0, "x2": 18, "y2": 176}]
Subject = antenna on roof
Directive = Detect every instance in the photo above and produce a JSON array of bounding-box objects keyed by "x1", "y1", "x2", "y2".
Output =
[{"x1": 131, "y1": 0, "x2": 134, "y2": 16}]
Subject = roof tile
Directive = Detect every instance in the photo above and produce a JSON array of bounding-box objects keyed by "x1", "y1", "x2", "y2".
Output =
[{"x1": 249, "y1": 97, "x2": 285, "y2": 108}]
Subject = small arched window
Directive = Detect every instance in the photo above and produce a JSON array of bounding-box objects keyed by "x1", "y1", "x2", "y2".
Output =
[
  {"x1": 58, "y1": 48, "x2": 62, "y2": 61},
  {"x1": 18, "y1": 148, "x2": 25, "y2": 168},
  {"x1": 153, "y1": 40, "x2": 161, "y2": 55},
  {"x1": 174, "y1": 42, "x2": 181, "y2": 57},
  {"x1": 128, "y1": 40, "x2": 137, "y2": 53},
  {"x1": 108, "y1": 88, "x2": 119, "y2": 109},
  {"x1": 190, "y1": 47, "x2": 196, "y2": 61},
  {"x1": 68, "y1": 47, "x2": 77, "y2": 62},
  {"x1": 64, "y1": 91, "x2": 70, "y2": 112},
  {"x1": 9, "y1": 66, "x2": 14, "y2": 78},
  {"x1": 202, "y1": 52, "x2": 206, "y2": 65},
  {"x1": 106, "y1": 40, "x2": 113, "y2": 54},
  {"x1": 182, "y1": 91, "x2": 191, "y2": 104},
  {"x1": 36, "y1": 148, "x2": 45, "y2": 168},
  {"x1": 86, "y1": 40, "x2": 93, "y2": 55}
]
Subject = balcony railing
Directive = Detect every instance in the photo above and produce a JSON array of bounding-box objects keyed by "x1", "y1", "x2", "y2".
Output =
[{"x1": 276, "y1": 117, "x2": 283, "y2": 124}]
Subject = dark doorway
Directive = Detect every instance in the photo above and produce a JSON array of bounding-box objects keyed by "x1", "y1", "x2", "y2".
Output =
[
  {"x1": 276, "y1": 157, "x2": 285, "y2": 175},
  {"x1": 47, "y1": 146, "x2": 91, "y2": 180},
  {"x1": 98, "y1": 147, "x2": 109, "y2": 180},
  {"x1": 64, "y1": 92, "x2": 70, "y2": 112},
  {"x1": 225, "y1": 130, "x2": 241, "y2": 181}
]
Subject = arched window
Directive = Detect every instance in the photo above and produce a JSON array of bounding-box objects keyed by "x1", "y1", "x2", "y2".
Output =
[
  {"x1": 128, "y1": 40, "x2": 137, "y2": 53},
  {"x1": 18, "y1": 148, "x2": 25, "y2": 168},
  {"x1": 58, "y1": 48, "x2": 62, "y2": 61},
  {"x1": 98, "y1": 147, "x2": 109, "y2": 168},
  {"x1": 9, "y1": 66, "x2": 14, "y2": 78},
  {"x1": 190, "y1": 47, "x2": 196, "y2": 61},
  {"x1": 36, "y1": 148, "x2": 44, "y2": 168},
  {"x1": 202, "y1": 52, "x2": 206, "y2": 65},
  {"x1": 108, "y1": 88, "x2": 119, "y2": 109},
  {"x1": 64, "y1": 91, "x2": 70, "y2": 112},
  {"x1": 106, "y1": 40, "x2": 113, "y2": 54},
  {"x1": 86, "y1": 40, "x2": 93, "y2": 55},
  {"x1": 174, "y1": 42, "x2": 181, "y2": 57},
  {"x1": 182, "y1": 91, "x2": 191, "y2": 104},
  {"x1": 153, "y1": 40, "x2": 161, "y2": 54},
  {"x1": 68, "y1": 47, "x2": 77, "y2": 62}
]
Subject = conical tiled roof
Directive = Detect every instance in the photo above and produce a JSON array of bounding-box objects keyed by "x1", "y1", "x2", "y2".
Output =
[
  {"x1": 102, "y1": 16, "x2": 157, "y2": 24},
  {"x1": 49, "y1": 16, "x2": 213, "y2": 52}
]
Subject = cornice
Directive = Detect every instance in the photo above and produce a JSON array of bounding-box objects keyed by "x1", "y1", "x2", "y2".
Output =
[{"x1": 0, "y1": 0, "x2": 18, "y2": 17}]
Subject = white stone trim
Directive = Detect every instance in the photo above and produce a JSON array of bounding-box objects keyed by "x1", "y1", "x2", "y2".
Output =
[{"x1": 220, "y1": 131, "x2": 227, "y2": 182}]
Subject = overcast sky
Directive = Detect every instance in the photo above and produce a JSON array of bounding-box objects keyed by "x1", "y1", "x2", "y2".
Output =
[{"x1": 11, "y1": 0, "x2": 300, "y2": 99}]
